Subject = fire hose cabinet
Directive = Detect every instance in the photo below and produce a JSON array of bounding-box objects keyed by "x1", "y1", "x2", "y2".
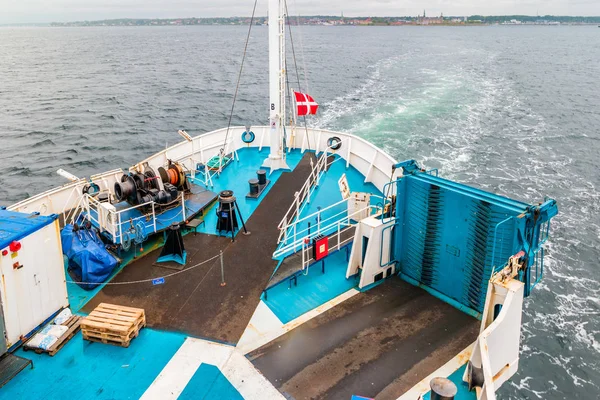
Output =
[
  {"x1": 313, "y1": 235, "x2": 329, "y2": 261},
  {"x1": 0, "y1": 209, "x2": 69, "y2": 354}
]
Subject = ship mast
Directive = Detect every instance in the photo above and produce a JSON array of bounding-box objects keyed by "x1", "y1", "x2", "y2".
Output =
[{"x1": 263, "y1": 0, "x2": 289, "y2": 171}]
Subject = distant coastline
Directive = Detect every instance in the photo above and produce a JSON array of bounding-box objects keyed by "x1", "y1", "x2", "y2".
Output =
[
  {"x1": 49, "y1": 15, "x2": 600, "y2": 27},
  {"x1": 2, "y1": 15, "x2": 600, "y2": 27}
]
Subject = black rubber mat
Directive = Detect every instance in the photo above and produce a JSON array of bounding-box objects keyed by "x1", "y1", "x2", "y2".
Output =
[
  {"x1": 249, "y1": 276, "x2": 479, "y2": 400},
  {"x1": 83, "y1": 152, "x2": 317, "y2": 344},
  {"x1": 0, "y1": 353, "x2": 32, "y2": 389}
]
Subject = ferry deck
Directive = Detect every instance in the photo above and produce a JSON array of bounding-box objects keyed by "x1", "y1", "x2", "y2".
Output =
[{"x1": 0, "y1": 133, "x2": 557, "y2": 400}]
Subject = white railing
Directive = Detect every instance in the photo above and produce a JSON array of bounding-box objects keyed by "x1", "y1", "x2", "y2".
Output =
[
  {"x1": 276, "y1": 137, "x2": 353, "y2": 244},
  {"x1": 274, "y1": 198, "x2": 380, "y2": 259},
  {"x1": 9, "y1": 126, "x2": 399, "y2": 229},
  {"x1": 81, "y1": 193, "x2": 187, "y2": 245},
  {"x1": 297, "y1": 222, "x2": 357, "y2": 274},
  {"x1": 276, "y1": 151, "x2": 326, "y2": 243}
]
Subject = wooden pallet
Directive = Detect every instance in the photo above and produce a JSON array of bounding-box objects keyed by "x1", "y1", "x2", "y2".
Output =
[
  {"x1": 81, "y1": 303, "x2": 146, "y2": 348},
  {"x1": 24, "y1": 315, "x2": 83, "y2": 356}
]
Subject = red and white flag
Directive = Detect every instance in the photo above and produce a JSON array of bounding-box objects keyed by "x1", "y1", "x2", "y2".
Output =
[{"x1": 294, "y1": 92, "x2": 319, "y2": 116}]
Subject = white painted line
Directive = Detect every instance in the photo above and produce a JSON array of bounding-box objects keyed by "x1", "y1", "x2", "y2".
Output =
[
  {"x1": 143, "y1": 288, "x2": 362, "y2": 399},
  {"x1": 222, "y1": 350, "x2": 285, "y2": 400},
  {"x1": 396, "y1": 343, "x2": 474, "y2": 400},
  {"x1": 237, "y1": 288, "x2": 360, "y2": 355},
  {"x1": 141, "y1": 338, "x2": 285, "y2": 400},
  {"x1": 236, "y1": 300, "x2": 283, "y2": 354},
  {"x1": 140, "y1": 338, "x2": 233, "y2": 400}
]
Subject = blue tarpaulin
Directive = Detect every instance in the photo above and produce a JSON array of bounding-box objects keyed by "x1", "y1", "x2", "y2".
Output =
[{"x1": 61, "y1": 225, "x2": 118, "y2": 290}]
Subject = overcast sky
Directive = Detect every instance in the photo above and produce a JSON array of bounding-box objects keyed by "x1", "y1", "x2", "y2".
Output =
[{"x1": 1, "y1": 0, "x2": 599, "y2": 24}]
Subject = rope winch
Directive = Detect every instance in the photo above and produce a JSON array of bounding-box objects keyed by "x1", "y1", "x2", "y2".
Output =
[{"x1": 114, "y1": 161, "x2": 189, "y2": 207}]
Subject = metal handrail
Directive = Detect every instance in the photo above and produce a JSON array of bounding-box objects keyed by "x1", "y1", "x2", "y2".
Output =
[
  {"x1": 277, "y1": 153, "x2": 326, "y2": 230},
  {"x1": 281, "y1": 197, "x2": 348, "y2": 242},
  {"x1": 490, "y1": 216, "x2": 514, "y2": 274},
  {"x1": 298, "y1": 224, "x2": 356, "y2": 273},
  {"x1": 276, "y1": 137, "x2": 352, "y2": 244},
  {"x1": 379, "y1": 221, "x2": 399, "y2": 268},
  {"x1": 83, "y1": 194, "x2": 160, "y2": 244},
  {"x1": 274, "y1": 204, "x2": 379, "y2": 259}
]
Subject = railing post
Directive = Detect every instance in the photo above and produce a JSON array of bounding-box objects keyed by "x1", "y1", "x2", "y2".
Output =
[
  {"x1": 337, "y1": 221, "x2": 341, "y2": 251},
  {"x1": 317, "y1": 208, "x2": 321, "y2": 234},
  {"x1": 118, "y1": 213, "x2": 123, "y2": 244},
  {"x1": 282, "y1": 221, "x2": 288, "y2": 243},
  {"x1": 295, "y1": 191, "x2": 300, "y2": 219},
  {"x1": 301, "y1": 239, "x2": 305, "y2": 272},
  {"x1": 293, "y1": 223, "x2": 297, "y2": 251},
  {"x1": 152, "y1": 202, "x2": 157, "y2": 233},
  {"x1": 181, "y1": 192, "x2": 186, "y2": 221},
  {"x1": 220, "y1": 250, "x2": 226, "y2": 287}
]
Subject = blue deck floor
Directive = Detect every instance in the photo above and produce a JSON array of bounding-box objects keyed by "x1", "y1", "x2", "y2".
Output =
[
  {"x1": 66, "y1": 234, "x2": 165, "y2": 312},
  {"x1": 178, "y1": 364, "x2": 243, "y2": 400},
  {"x1": 2, "y1": 148, "x2": 390, "y2": 400},
  {"x1": 299, "y1": 154, "x2": 381, "y2": 219},
  {"x1": 277, "y1": 155, "x2": 382, "y2": 258},
  {"x1": 262, "y1": 246, "x2": 359, "y2": 324},
  {"x1": 193, "y1": 147, "x2": 303, "y2": 236},
  {"x1": 1, "y1": 329, "x2": 186, "y2": 400}
]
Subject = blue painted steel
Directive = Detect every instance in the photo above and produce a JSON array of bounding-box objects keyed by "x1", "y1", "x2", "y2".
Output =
[
  {"x1": 0, "y1": 209, "x2": 58, "y2": 249},
  {"x1": 86, "y1": 186, "x2": 215, "y2": 245},
  {"x1": 178, "y1": 363, "x2": 244, "y2": 400},
  {"x1": 157, "y1": 250, "x2": 187, "y2": 265},
  {"x1": 409, "y1": 174, "x2": 529, "y2": 213},
  {"x1": 275, "y1": 155, "x2": 382, "y2": 259},
  {"x1": 394, "y1": 160, "x2": 530, "y2": 213},
  {"x1": 392, "y1": 159, "x2": 421, "y2": 174},
  {"x1": 3, "y1": 328, "x2": 187, "y2": 400},
  {"x1": 263, "y1": 246, "x2": 358, "y2": 324},
  {"x1": 400, "y1": 273, "x2": 481, "y2": 319},
  {"x1": 194, "y1": 147, "x2": 304, "y2": 237},
  {"x1": 392, "y1": 161, "x2": 558, "y2": 315}
]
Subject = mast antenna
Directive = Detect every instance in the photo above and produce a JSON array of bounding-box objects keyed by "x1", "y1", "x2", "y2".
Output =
[{"x1": 263, "y1": 0, "x2": 290, "y2": 172}]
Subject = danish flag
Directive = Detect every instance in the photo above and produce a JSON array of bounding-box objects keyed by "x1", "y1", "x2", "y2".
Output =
[{"x1": 294, "y1": 91, "x2": 319, "y2": 116}]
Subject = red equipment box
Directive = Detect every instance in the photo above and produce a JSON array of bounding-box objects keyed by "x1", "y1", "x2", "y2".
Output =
[{"x1": 313, "y1": 235, "x2": 329, "y2": 261}]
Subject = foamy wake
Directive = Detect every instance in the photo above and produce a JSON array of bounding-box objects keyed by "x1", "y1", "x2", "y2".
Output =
[{"x1": 316, "y1": 45, "x2": 600, "y2": 399}]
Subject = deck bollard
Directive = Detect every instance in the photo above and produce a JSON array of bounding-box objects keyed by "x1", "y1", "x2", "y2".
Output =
[
  {"x1": 220, "y1": 250, "x2": 226, "y2": 287},
  {"x1": 430, "y1": 377, "x2": 457, "y2": 400}
]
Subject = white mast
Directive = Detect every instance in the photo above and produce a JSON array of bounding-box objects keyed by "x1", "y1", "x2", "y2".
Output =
[{"x1": 263, "y1": 0, "x2": 289, "y2": 171}]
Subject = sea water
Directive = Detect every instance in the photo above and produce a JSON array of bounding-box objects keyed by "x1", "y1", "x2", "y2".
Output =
[{"x1": 0, "y1": 25, "x2": 598, "y2": 399}]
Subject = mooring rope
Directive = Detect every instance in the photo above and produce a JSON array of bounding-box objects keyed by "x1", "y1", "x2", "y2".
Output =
[{"x1": 66, "y1": 253, "x2": 221, "y2": 286}]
